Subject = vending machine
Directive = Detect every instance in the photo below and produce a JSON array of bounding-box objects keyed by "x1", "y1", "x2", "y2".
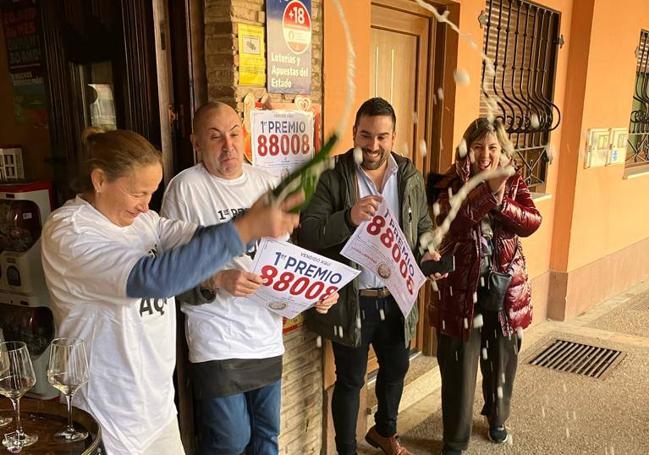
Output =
[{"x1": 0, "y1": 181, "x2": 57, "y2": 398}]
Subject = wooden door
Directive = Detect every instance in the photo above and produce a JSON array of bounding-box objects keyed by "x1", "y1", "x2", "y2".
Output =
[
  {"x1": 41, "y1": 0, "x2": 163, "y2": 206},
  {"x1": 368, "y1": 0, "x2": 436, "y2": 374},
  {"x1": 371, "y1": 0, "x2": 434, "y2": 171},
  {"x1": 42, "y1": 0, "x2": 199, "y2": 449}
]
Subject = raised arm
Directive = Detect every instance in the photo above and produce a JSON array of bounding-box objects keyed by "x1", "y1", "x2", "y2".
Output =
[
  {"x1": 491, "y1": 177, "x2": 542, "y2": 237},
  {"x1": 436, "y1": 181, "x2": 499, "y2": 237},
  {"x1": 130, "y1": 191, "x2": 303, "y2": 298},
  {"x1": 127, "y1": 223, "x2": 244, "y2": 298}
]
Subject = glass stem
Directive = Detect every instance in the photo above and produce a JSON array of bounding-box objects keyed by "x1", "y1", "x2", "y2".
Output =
[
  {"x1": 10, "y1": 397, "x2": 22, "y2": 434},
  {"x1": 65, "y1": 394, "x2": 74, "y2": 431}
]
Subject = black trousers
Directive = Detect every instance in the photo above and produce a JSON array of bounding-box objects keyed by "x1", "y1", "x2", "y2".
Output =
[
  {"x1": 437, "y1": 308, "x2": 521, "y2": 451},
  {"x1": 331, "y1": 295, "x2": 410, "y2": 455}
]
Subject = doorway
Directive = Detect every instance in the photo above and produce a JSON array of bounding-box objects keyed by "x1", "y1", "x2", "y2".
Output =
[
  {"x1": 40, "y1": 0, "x2": 198, "y2": 208},
  {"x1": 368, "y1": 0, "x2": 441, "y2": 375},
  {"x1": 39, "y1": 0, "x2": 200, "y2": 451}
]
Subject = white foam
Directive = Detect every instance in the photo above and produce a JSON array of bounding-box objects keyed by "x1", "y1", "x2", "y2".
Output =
[
  {"x1": 458, "y1": 138, "x2": 468, "y2": 158},
  {"x1": 419, "y1": 139, "x2": 427, "y2": 158},
  {"x1": 454, "y1": 68, "x2": 471, "y2": 86},
  {"x1": 353, "y1": 146, "x2": 363, "y2": 165},
  {"x1": 530, "y1": 113, "x2": 540, "y2": 129}
]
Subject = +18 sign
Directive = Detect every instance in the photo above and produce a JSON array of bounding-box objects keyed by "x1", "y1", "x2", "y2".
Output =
[
  {"x1": 266, "y1": 0, "x2": 312, "y2": 94},
  {"x1": 282, "y1": 0, "x2": 311, "y2": 54}
]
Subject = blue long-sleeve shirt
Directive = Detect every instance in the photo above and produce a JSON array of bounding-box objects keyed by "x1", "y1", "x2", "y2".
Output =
[{"x1": 126, "y1": 222, "x2": 245, "y2": 298}]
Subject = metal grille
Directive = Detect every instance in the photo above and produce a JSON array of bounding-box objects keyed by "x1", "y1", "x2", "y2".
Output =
[
  {"x1": 627, "y1": 29, "x2": 649, "y2": 166},
  {"x1": 479, "y1": 0, "x2": 562, "y2": 190},
  {"x1": 528, "y1": 339, "x2": 625, "y2": 379},
  {"x1": 632, "y1": 296, "x2": 649, "y2": 311}
]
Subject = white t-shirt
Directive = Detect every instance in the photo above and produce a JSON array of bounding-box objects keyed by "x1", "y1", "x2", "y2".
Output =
[
  {"x1": 41, "y1": 196, "x2": 196, "y2": 455},
  {"x1": 162, "y1": 163, "x2": 284, "y2": 363}
]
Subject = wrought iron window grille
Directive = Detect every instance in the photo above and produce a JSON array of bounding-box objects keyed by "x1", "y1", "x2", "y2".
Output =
[
  {"x1": 479, "y1": 0, "x2": 562, "y2": 190},
  {"x1": 626, "y1": 29, "x2": 649, "y2": 167}
]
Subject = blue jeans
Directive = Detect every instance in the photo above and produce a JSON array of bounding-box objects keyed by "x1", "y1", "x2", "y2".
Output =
[{"x1": 196, "y1": 380, "x2": 281, "y2": 455}]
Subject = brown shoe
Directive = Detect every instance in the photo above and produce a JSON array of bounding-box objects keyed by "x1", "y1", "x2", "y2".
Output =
[{"x1": 365, "y1": 426, "x2": 413, "y2": 455}]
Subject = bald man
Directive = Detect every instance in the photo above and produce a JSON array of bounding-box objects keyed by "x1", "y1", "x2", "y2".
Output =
[{"x1": 162, "y1": 103, "x2": 336, "y2": 455}]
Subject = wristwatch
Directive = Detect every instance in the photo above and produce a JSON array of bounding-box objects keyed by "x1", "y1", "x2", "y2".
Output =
[{"x1": 199, "y1": 287, "x2": 216, "y2": 301}]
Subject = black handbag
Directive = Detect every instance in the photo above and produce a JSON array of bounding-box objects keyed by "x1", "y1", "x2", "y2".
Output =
[
  {"x1": 479, "y1": 240, "x2": 518, "y2": 313},
  {"x1": 480, "y1": 270, "x2": 513, "y2": 312}
]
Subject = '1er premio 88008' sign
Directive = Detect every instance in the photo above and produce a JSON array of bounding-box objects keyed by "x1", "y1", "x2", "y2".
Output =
[
  {"x1": 248, "y1": 238, "x2": 359, "y2": 319},
  {"x1": 341, "y1": 199, "x2": 426, "y2": 318},
  {"x1": 251, "y1": 109, "x2": 314, "y2": 178}
]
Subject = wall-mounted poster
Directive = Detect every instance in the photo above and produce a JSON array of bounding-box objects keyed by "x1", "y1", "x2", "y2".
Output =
[
  {"x1": 266, "y1": 0, "x2": 312, "y2": 94},
  {"x1": 0, "y1": 0, "x2": 48, "y2": 127},
  {"x1": 238, "y1": 23, "x2": 266, "y2": 86},
  {"x1": 251, "y1": 109, "x2": 315, "y2": 178}
]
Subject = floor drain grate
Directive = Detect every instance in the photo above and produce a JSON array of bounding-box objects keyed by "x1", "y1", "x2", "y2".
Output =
[
  {"x1": 528, "y1": 339, "x2": 625, "y2": 379},
  {"x1": 632, "y1": 298, "x2": 649, "y2": 310}
]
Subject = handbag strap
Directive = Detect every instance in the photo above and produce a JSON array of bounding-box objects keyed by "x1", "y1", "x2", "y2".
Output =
[
  {"x1": 505, "y1": 240, "x2": 520, "y2": 275},
  {"x1": 489, "y1": 236, "x2": 519, "y2": 276}
]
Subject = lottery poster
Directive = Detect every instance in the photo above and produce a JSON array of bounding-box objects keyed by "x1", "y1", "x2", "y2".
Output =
[
  {"x1": 248, "y1": 238, "x2": 359, "y2": 319},
  {"x1": 251, "y1": 109, "x2": 315, "y2": 178},
  {"x1": 340, "y1": 199, "x2": 426, "y2": 317}
]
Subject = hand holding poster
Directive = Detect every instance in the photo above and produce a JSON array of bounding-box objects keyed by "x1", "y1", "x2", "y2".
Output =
[
  {"x1": 248, "y1": 238, "x2": 360, "y2": 319},
  {"x1": 340, "y1": 199, "x2": 426, "y2": 318}
]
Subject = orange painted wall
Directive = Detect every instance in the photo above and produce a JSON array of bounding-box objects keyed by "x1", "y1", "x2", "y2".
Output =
[
  {"x1": 322, "y1": 0, "x2": 370, "y2": 155},
  {"x1": 321, "y1": 0, "x2": 573, "y2": 284},
  {"x1": 549, "y1": 0, "x2": 594, "y2": 273},
  {"x1": 322, "y1": 0, "x2": 649, "y2": 300},
  {"x1": 564, "y1": 0, "x2": 649, "y2": 272},
  {"x1": 450, "y1": 0, "x2": 573, "y2": 281},
  {"x1": 522, "y1": 0, "x2": 572, "y2": 279},
  {"x1": 450, "y1": 0, "x2": 484, "y2": 150}
]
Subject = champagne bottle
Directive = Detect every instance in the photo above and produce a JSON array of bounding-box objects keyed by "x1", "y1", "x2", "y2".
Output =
[{"x1": 270, "y1": 132, "x2": 339, "y2": 212}]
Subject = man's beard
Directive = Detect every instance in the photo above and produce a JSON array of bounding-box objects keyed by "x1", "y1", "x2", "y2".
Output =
[{"x1": 361, "y1": 148, "x2": 389, "y2": 170}]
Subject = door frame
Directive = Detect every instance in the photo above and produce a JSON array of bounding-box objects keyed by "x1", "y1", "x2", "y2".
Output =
[
  {"x1": 421, "y1": 0, "x2": 460, "y2": 356},
  {"x1": 41, "y1": 0, "x2": 163, "y2": 205},
  {"x1": 370, "y1": 0, "x2": 456, "y2": 357},
  {"x1": 372, "y1": 0, "x2": 458, "y2": 176},
  {"x1": 152, "y1": 0, "x2": 205, "y2": 452},
  {"x1": 371, "y1": 0, "x2": 432, "y2": 174},
  {"x1": 167, "y1": 0, "x2": 207, "y2": 174},
  {"x1": 153, "y1": 0, "x2": 207, "y2": 184}
]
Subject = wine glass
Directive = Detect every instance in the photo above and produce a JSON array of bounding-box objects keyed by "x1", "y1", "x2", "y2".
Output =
[
  {"x1": 47, "y1": 338, "x2": 89, "y2": 442},
  {"x1": 0, "y1": 341, "x2": 38, "y2": 453},
  {"x1": 0, "y1": 330, "x2": 12, "y2": 429}
]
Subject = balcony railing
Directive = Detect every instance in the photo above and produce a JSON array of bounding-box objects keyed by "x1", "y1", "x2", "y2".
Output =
[{"x1": 627, "y1": 30, "x2": 649, "y2": 167}]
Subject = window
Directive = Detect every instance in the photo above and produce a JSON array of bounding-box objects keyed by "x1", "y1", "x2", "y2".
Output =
[
  {"x1": 626, "y1": 29, "x2": 649, "y2": 167},
  {"x1": 479, "y1": 0, "x2": 562, "y2": 191}
]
